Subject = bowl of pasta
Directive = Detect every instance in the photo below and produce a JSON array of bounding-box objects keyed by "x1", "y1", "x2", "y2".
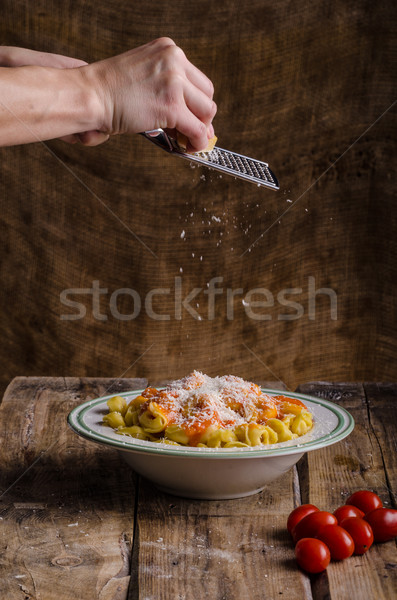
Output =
[{"x1": 68, "y1": 372, "x2": 354, "y2": 499}]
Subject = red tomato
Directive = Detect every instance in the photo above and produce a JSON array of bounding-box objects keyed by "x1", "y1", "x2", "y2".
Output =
[
  {"x1": 346, "y1": 490, "x2": 382, "y2": 515},
  {"x1": 317, "y1": 524, "x2": 355, "y2": 560},
  {"x1": 334, "y1": 505, "x2": 365, "y2": 523},
  {"x1": 364, "y1": 508, "x2": 397, "y2": 543},
  {"x1": 295, "y1": 538, "x2": 331, "y2": 573},
  {"x1": 339, "y1": 517, "x2": 374, "y2": 554},
  {"x1": 292, "y1": 511, "x2": 338, "y2": 543},
  {"x1": 287, "y1": 504, "x2": 319, "y2": 535}
]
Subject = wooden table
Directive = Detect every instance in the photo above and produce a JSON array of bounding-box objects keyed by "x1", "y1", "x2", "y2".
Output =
[{"x1": 0, "y1": 378, "x2": 396, "y2": 600}]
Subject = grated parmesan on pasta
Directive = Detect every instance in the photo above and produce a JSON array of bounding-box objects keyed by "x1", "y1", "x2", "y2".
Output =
[
  {"x1": 103, "y1": 372, "x2": 313, "y2": 448},
  {"x1": 162, "y1": 371, "x2": 274, "y2": 427}
]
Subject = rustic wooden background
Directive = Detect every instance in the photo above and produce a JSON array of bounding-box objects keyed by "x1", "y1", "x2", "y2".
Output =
[{"x1": 0, "y1": 0, "x2": 395, "y2": 396}]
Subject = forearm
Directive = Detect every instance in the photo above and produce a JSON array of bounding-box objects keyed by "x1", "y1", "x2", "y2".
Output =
[{"x1": 0, "y1": 65, "x2": 102, "y2": 146}]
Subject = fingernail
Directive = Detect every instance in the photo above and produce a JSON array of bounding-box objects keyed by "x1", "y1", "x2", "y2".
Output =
[{"x1": 207, "y1": 124, "x2": 214, "y2": 138}]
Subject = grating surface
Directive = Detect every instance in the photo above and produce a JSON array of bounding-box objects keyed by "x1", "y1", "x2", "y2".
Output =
[
  {"x1": 141, "y1": 130, "x2": 279, "y2": 190},
  {"x1": 197, "y1": 148, "x2": 278, "y2": 187}
]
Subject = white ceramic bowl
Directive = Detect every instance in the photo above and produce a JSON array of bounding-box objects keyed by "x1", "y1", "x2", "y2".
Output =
[{"x1": 68, "y1": 388, "x2": 354, "y2": 500}]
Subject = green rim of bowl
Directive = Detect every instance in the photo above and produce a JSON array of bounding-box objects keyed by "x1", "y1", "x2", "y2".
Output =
[{"x1": 67, "y1": 388, "x2": 354, "y2": 459}]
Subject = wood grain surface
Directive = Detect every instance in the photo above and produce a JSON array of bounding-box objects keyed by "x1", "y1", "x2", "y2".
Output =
[
  {"x1": 0, "y1": 1, "x2": 396, "y2": 396},
  {"x1": 296, "y1": 382, "x2": 397, "y2": 600},
  {"x1": 0, "y1": 377, "x2": 396, "y2": 599},
  {"x1": 0, "y1": 377, "x2": 145, "y2": 600}
]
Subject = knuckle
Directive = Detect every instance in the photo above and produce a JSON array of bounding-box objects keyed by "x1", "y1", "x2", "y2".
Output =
[
  {"x1": 164, "y1": 44, "x2": 185, "y2": 65},
  {"x1": 201, "y1": 100, "x2": 217, "y2": 121},
  {"x1": 211, "y1": 100, "x2": 217, "y2": 117},
  {"x1": 196, "y1": 120, "x2": 207, "y2": 137},
  {"x1": 162, "y1": 71, "x2": 183, "y2": 96},
  {"x1": 154, "y1": 36, "x2": 176, "y2": 48}
]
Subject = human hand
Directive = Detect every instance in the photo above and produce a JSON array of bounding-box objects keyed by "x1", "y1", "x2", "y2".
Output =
[
  {"x1": 0, "y1": 46, "x2": 108, "y2": 146},
  {"x1": 85, "y1": 37, "x2": 216, "y2": 152}
]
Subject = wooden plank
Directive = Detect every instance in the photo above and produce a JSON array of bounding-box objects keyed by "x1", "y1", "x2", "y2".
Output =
[
  {"x1": 127, "y1": 380, "x2": 313, "y2": 600},
  {"x1": 363, "y1": 382, "x2": 397, "y2": 504},
  {"x1": 129, "y1": 473, "x2": 312, "y2": 600},
  {"x1": 0, "y1": 377, "x2": 146, "y2": 600},
  {"x1": 295, "y1": 382, "x2": 397, "y2": 600}
]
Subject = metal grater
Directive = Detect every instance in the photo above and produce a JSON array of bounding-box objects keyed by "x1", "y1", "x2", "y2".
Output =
[{"x1": 141, "y1": 129, "x2": 279, "y2": 190}]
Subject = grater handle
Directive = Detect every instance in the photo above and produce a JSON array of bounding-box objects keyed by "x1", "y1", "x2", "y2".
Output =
[{"x1": 140, "y1": 129, "x2": 175, "y2": 153}]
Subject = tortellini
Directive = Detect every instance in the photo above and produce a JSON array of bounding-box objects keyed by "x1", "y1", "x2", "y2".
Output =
[{"x1": 102, "y1": 372, "x2": 313, "y2": 448}]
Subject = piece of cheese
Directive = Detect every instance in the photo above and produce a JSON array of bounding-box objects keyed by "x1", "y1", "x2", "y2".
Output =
[{"x1": 177, "y1": 131, "x2": 217, "y2": 153}]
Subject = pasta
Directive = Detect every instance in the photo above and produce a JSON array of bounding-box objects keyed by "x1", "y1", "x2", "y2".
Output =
[{"x1": 102, "y1": 371, "x2": 313, "y2": 447}]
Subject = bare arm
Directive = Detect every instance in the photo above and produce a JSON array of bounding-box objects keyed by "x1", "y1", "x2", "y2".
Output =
[
  {"x1": 0, "y1": 46, "x2": 108, "y2": 146},
  {"x1": 0, "y1": 64, "x2": 103, "y2": 146},
  {"x1": 0, "y1": 39, "x2": 216, "y2": 150}
]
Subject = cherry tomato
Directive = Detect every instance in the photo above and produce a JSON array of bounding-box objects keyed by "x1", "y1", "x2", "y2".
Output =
[
  {"x1": 334, "y1": 504, "x2": 365, "y2": 523},
  {"x1": 292, "y1": 511, "x2": 338, "y2": 543},
  {"x1": 295, "y1": 538, "x2": 331, "y2": 573},
  {"x1": 287, "y1": 504, "x2": 319, "y2": 535},
  {"x1": 317, "y1": 524, "x2": 355, "y2": 560},
  {"x1": 364, "y1": 508, "x2": 397, "y2": 543},
  {"x1": 339, "y1": 517, "x2": 374, "y2": 554},
  {"x1": 346, "y1": 490, "x2": 382, "y2": 515}
]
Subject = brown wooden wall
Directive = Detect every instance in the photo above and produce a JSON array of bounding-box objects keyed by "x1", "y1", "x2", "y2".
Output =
[{"x1": 0, "y1": 0, "x2": 395, "y2": 395}]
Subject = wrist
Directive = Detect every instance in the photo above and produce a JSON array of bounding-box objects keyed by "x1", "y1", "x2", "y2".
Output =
[
  {"x1": 71, "y1": 65, "x2": 105, "y2": 133},
  {"x1": 79, "y1": 62, "x2": 113, "y2": 135}
]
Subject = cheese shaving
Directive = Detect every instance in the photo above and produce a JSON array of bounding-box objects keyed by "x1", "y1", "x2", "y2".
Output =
[{"x1": 142, "y1": 371, "x2": 278, "y2": 429}]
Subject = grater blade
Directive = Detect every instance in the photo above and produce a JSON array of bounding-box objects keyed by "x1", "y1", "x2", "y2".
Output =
[{"x1": 141, "y1": 129, "x2": 279, "y2": 190}]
